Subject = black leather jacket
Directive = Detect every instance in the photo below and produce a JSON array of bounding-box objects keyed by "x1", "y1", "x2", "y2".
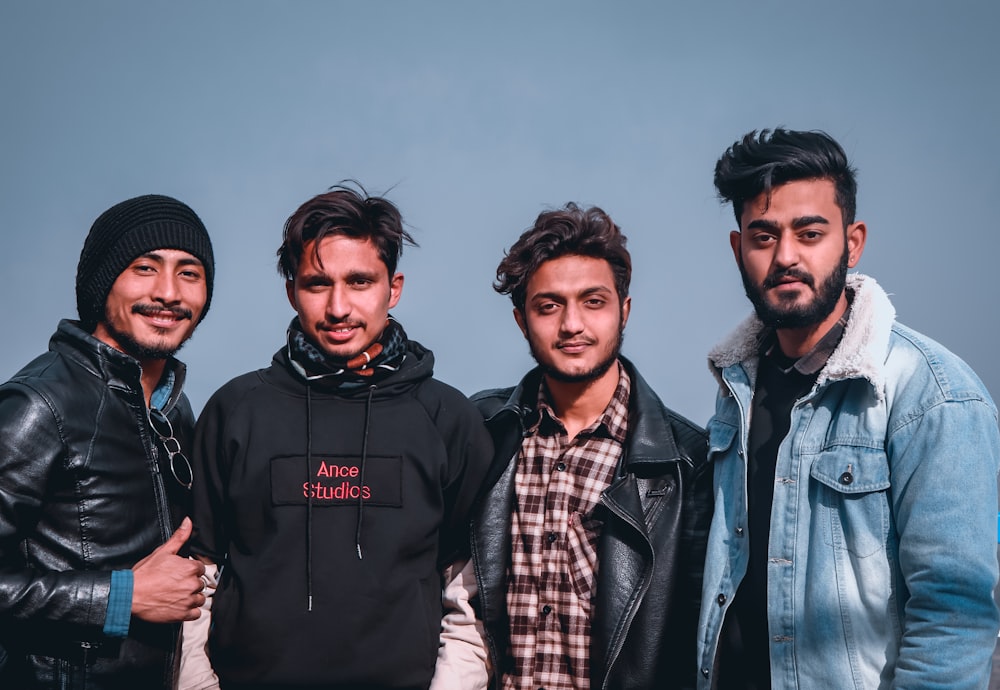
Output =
[
  {"x1": 0, "y1": 320, "x2": 193, "y2": 689},
  {"x1": 470, "y1": 358, "x2": 712, "y2": 690}
]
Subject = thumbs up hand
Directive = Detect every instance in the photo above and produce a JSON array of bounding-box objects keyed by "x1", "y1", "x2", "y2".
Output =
[{"x1": 131, "y1": 517, "x2": 208, "y2": 623}]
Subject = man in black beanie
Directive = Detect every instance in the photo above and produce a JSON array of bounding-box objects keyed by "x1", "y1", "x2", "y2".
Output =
[{"x1": 0, "y1": 194, "x2": 215, "y2": 689}]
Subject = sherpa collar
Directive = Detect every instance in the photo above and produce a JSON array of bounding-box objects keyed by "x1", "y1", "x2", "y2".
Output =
[{"x1": 707, "y1": 273, "x2": 896, "y2": 401}]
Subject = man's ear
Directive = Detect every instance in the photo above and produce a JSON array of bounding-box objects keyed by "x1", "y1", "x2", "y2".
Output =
[
  {"x1": 846, "y1": 222, "x2": 867, "y2": 268},
  {"x1": 729, "y1": 230, "x2": 743, "y2": 269},
  {"x1": 285, "y1": 280, "x2": 296, "y2": 310},
  {"x1": 513, "y1": 307, "x2": 528, "y2": 339},
  {"x1": 620, "y1": 295, "x2": 631, "y2": 329},
  {"x1": 388, "y1": 273, "x2": 404, "y2": 308}
]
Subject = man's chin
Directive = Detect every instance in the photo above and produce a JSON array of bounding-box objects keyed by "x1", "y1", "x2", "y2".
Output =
[
  {"x1": 538, "y1": 356, "x2": 618, "y2": 384},
  {"x1": 753, "y1": 294, "x2": 835, "y2": 329},
  {"x1": 132, "y1": 339, "x2": 185, "y2": 360},
  {"x1": 138, "y1": 339, "x2": 187, "y2": 359},
  {"x1": 316, "y1": 343, "x2": 365, "y2": 361},
  {"x1": 756, "y1": 304, "x2": 831, "y2": 329},
  {"x1": 111, "y1": 331, "x2": 186, "y2": 361}
]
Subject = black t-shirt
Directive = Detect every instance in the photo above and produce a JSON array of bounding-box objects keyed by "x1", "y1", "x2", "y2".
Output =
[
  {"x1": 718, "y1": 351, "x2": 816, "y2": 690},
  {"x1": 716, "y1": 302, "x2": 850, "y2": 689}
]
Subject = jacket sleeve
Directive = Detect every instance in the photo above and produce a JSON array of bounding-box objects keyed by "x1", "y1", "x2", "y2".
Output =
[
  {"x1": 0, "y1": 384, "x2": 112, "y2": 630},
  {"x1": 888, "y1": 397, "x2": 1000, "y2": 688}
]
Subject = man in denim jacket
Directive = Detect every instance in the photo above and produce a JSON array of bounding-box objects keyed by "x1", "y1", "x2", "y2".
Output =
[{"x1": 697, "y1": 128, "x2": 1000, "y2": 689}]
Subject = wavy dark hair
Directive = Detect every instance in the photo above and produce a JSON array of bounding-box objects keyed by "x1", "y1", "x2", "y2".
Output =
[
  {"x1": 714, "y1": 128, "x2": 858, "y2": 227},
  {"x1": 495, "y1": 203, "x2": 631, "y2": 311},
  {"x1": 277, "y1": 182, "x2": 416, "y2": 280}
]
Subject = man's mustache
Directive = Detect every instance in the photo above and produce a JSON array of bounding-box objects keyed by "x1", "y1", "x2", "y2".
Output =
[
  {"x1": 763, "y1": 268, "x2": 815, "y2": 290},
  {"x1": 132, "y1": 303, "x2": 193, "y2": 320}
]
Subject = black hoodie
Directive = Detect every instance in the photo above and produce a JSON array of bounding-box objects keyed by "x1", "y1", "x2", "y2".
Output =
[{"x1": 189, "y1": 338, "x2": 492, "y2": 688}]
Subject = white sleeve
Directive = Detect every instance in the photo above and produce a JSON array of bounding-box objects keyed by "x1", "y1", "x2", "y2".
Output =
[
  {"x1": 429, "y1": 558, "x2": 490, "y2": 690},
  {"x1": 176, "y1": 562, "x2": 220, "y2": 690}
]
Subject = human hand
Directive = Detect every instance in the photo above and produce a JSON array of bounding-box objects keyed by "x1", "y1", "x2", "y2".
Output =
[{"x1": 131, "y1": 517, "x2": 207, "y2": 623}]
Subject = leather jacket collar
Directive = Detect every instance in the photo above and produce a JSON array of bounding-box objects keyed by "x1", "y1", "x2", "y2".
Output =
[
  {"x1": 481, "y1": 356, "x2": 702, "y2": 475},
  {"x1": 50, "y1": 319, "x2": 187, "y2": 413}
]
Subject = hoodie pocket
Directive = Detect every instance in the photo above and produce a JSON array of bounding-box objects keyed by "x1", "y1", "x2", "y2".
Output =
[{"x1": 810, "y1": 448, "x2": 891, "y2": 558}]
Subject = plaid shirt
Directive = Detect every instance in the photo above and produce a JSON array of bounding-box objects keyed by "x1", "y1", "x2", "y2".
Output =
[{"x1": 503, "y1": 363, "x2": 631, "y2": 690}]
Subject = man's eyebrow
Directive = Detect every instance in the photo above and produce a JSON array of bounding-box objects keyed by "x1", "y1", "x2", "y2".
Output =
[
  {"x1": 133, "y1": 251, "x2": 204, "y2": 267},
  {"x1": 529, "y1": 285, "x2": 613, "y2": 302},
  {"x1": 528, "y1": 291, "x2": 566, "y2": 304},
  {"x1": 299, "y1": 271, "x2": 332, "y2": 283},
  {"x1": 792, "y1": 215, "x2": 830, "y2": 228},
  {"x1": 745, "y1": 215, "x2": 830, "y2": 231},
  {"x1": 746, "y1": 218, "x2": 780, "y2": 232},
  {"x1": 346, "y1": 270, "x2": 380, "y2": 281}
]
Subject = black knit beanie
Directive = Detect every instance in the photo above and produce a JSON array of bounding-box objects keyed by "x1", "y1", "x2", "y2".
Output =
[{"x1": 76, "y1": 194, "x2": 215, "y2": 329}]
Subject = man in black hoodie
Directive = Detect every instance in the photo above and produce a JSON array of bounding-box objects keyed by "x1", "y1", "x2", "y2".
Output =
[{"x1": 184, "y1": 185, "x2": 493, "y2": 689}]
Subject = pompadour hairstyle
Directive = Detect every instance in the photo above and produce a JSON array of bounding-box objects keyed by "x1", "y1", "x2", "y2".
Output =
[
  {"x1": 277, "y1": 182, "x2": 416, "y2": 280},
  {"x1": 495, "y1": 203, "x2": 631, "y2": 311},
  {"x1": 714, "y1": 128, "x2": 858, "y2": 226}
]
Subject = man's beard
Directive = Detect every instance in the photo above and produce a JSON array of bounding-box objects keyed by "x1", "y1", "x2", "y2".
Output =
[
  {"x1": 528, "y1": 322, "x2": 625, "y2": 384},
  {"x1": 101, "y1": 304, "x2": 192, "y2": 361},
  {"x1": 740, "y1": 245, "x2": 849, "y2": 329},
  {"x1": 110, "y1": 329, "x2": 187, "y2": 360}
]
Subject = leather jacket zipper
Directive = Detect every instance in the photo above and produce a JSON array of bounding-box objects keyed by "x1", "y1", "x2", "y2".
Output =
[
  {"x1": 147, "y1": 443, "x2": 172, "y2": 542},
  {"x1": 144, "y1": 408, "x2": 178, "y2": 682}
]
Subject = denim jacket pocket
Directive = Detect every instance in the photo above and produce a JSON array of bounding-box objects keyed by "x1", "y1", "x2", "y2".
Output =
[
  {"x1": 810, "y1": 448, "x2": 891, "y2": 558},
  {"x1": 707, "y1": 418, "x2": 738, "y2": 462}
]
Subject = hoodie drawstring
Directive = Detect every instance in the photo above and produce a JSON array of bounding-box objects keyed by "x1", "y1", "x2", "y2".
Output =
[
  {"x1": 305, "y1": 383, "x2": 314, "y2": 612},
  {"x1": 304, "y1": 382, "x2": 375, "y2": 609},
  {"x1": 355, "y1": 384, "x2": 376, "y2": 560}
]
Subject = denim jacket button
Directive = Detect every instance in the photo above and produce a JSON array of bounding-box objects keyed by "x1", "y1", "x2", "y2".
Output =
[
  {"x1": 701, "y1": 668, "x2": 710, "y2": 678},
  {"x1": 735, "y1": 526, "x2": 744, "y2": 536},
  {"x1": 717, "y1": 593, "x2": 726, "y2": 606},
  {"x1": 839, "y1": 471, "x2": 854, "y2": 485}
]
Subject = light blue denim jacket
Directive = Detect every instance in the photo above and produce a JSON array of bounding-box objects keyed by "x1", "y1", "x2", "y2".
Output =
[{"x1": 698, "y1": 274, "x2": 1000, "y2": 689}]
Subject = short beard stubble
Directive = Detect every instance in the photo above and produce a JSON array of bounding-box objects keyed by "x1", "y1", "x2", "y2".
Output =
[
  {"x1": 528, "y1": 320, "x2": 626, "y2": 384},
  {"x1": 100, "y1": 304, "x2": 193, "y2": 361}
]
